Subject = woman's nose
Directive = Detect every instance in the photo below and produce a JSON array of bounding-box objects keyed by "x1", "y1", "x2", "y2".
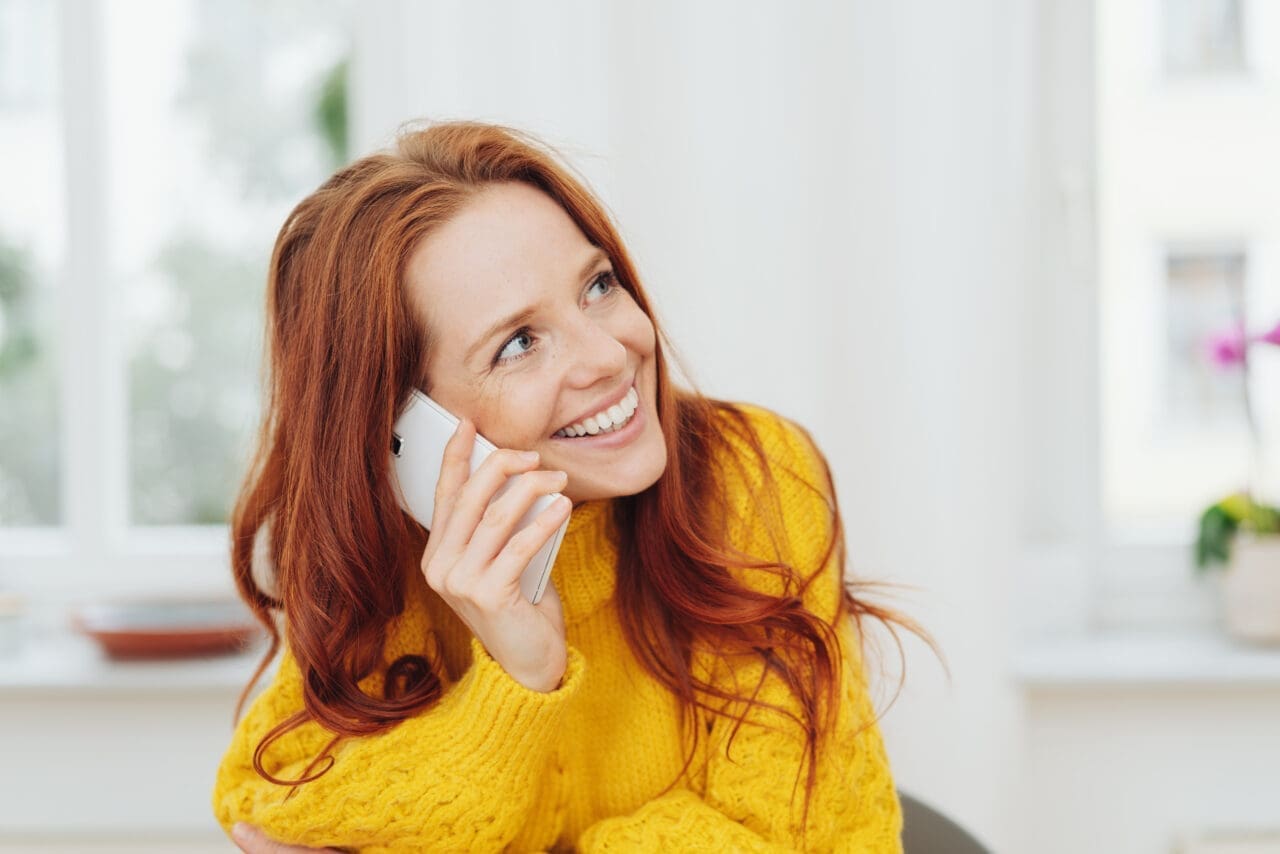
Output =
[{"x1": 562, "y1": 319, "x2": 627, "y2": 388}]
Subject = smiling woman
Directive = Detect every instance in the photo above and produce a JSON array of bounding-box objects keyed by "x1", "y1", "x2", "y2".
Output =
[{"x1": 212, "y1": 119, "x2": 927, "y2": 852}]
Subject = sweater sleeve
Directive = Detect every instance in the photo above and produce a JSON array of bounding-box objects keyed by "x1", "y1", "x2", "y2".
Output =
[
  {"x1": 577, "y1": 405, "x2": 902, "y2": 853},
  {"x1": 212, "y1": 633, "x2": 586, "y2": 852},
  {"x1": 577, "y1": 627, "x2": 899, "y2": 853}
]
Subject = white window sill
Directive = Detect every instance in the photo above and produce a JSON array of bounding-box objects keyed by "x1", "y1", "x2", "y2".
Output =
[
  {"x1": 1012, "y1": 628, "x2": 1280, "y2": 689},
  {"x1": 0, "y1": 623, "x2": 270, "y2": 696},
  {"x1": 9, "y1": 619, "x2": 1280, "y2": 696}
]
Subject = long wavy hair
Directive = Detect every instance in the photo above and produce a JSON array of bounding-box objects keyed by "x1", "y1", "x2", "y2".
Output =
[{"x1": 231, "y1": 119, "x2": 933, "y2": 830}]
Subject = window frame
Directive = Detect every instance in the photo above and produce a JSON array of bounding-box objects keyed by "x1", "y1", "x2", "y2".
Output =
[
  {"x1": 1020, "y1": 0, "x2": 1255, "y2": 637},
  {"x1": 2, "y1": 0, "x2": 237, "y2": 603}
]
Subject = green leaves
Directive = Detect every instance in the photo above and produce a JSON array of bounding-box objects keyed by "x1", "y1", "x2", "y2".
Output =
[
  {"x1": 1196, "y1": 504, "x2": 1237, "y2": 572},
  {"x1": 1195, "y1": 492, "x2": 1280, "y2": 573},
  {"x1": 314, "y1": 57, "x2": 349, "y2": 168}
]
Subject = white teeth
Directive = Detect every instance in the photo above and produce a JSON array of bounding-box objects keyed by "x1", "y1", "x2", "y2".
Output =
[{"x1": 554, "y1": 385, "x2": 640, "y2": 438}]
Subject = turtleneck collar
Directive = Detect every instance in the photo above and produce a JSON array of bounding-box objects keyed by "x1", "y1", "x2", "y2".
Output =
[{"x1": 550, "y1": 499, "x2": 618, "y2": 624}]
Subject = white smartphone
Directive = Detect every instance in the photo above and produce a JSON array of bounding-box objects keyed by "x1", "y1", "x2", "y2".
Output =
[{"x1": 389, "y1": 389, "x2": 568, "y2": 605}]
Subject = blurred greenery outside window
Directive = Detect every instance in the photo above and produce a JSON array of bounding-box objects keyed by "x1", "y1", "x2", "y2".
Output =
[
  {"x1": 0, "y1": 0, "x2": 352, "y2": 529},
  {"x1": 0, "y1": 0, "x2": 61, "y2": 525}
]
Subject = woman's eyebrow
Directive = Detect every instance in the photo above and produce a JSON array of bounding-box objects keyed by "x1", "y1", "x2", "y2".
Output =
[
  {"x1": 463, "y1": 248, "x2": 611, "y2": 365},
  {"x1": 466, "y1": 306, "x2": 538, "y2": 364},
  {"x1": 577, "y1": 247, "x2": 609, "y2": 279}
]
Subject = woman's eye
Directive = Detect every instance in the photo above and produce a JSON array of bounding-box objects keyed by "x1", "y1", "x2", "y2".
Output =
[
  {"x1": 495, "y1": 329, "x2": 535, "y2": 364},
  {"x1": 585, "y1": 271, "x2": 616, "y2": 302},
  {"x1": 491, "y1": 273, "x2": 616, "y2": 367}
]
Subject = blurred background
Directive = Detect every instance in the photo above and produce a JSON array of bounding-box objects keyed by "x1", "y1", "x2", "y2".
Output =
[{"x1": 2, "y1": 0, "x2": 1279, "y2": 851}]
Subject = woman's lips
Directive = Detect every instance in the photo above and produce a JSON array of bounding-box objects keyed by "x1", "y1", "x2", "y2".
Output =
[
  {"x1": 551, "y1": 382, "x2": 638, "y2": 438},
  {"x1": 548, "y1": 392, "x2": 646, "y2": 450}
]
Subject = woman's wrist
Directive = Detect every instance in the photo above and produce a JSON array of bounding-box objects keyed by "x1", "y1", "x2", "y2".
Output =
[{"x1": 510, "y1": 655, "x2": 568, "y2": 693}]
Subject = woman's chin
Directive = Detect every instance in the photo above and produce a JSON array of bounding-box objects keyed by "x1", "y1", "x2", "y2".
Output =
[
  {"x1": 562, "y1": 451, "x2": 668, "y2": 504},
  {"x1": 546, "y1": 410, "x2": 667, "y2": 503}
]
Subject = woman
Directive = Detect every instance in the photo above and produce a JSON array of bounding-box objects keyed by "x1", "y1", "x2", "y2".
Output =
[{"x1": 214, "y1": 120, "x2": 924, "y2": 852}]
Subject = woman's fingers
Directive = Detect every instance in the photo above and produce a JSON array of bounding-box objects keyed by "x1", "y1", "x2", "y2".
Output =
[
  {"x1": 465, "y1": 468, "x2": 568, "y2": 562},
  {"x1": 231, "y1": 823, "x2": 339, "y2": 853},
  {"x1": 433, "y1": 448, "x2": 541, "y2": 546},
  {"x1": 491, "y1": 493, "x2": 572, "y2": 585},
  {"x1": 440, "y1": 473, "x2": 569, "y2": 607},
  {"x1": 426, "y1": 417, "x2": 477, "y2": 539},
  {"x1": 421, "y1": 446, "x2": 541, "y2": 589}
]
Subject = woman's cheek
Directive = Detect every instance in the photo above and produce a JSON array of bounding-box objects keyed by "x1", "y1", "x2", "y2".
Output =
[
  {"x1": 635, "y1": 317, "x2": 657, "y2": 356},
  {"x1": 506, "y1": 386, "x2": 559, "y2": 448},
  {"x1": 617, "y1": 304, "x2": 656, "y2": 355}
]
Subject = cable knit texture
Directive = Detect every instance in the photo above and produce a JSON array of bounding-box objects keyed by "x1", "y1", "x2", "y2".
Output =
[{"x1": 212, "y1": 403, "x2": 903, "y2": 852}]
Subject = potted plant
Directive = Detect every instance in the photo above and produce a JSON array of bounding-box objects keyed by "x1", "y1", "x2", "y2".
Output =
[{"x1": 1195, "y1": 319, "x2": 1280, "y2": 644}]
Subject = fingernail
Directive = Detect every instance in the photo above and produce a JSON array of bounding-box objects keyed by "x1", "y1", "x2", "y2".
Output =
[
  {"x1": 521, "y1": 450, "x2": 539, "y2": 462},
  {"x1": 231, "y1": 823, "x2": 253, "y2": 842}
]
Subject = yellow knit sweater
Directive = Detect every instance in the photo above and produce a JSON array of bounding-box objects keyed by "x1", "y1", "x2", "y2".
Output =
[{"x1": 212, "y1": 404, "x2": 902, "y2": 852}]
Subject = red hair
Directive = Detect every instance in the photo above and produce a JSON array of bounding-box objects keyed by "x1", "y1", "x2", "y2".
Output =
[{"x1": 230, "y1": 119, "x2": 934, "y2": 828}]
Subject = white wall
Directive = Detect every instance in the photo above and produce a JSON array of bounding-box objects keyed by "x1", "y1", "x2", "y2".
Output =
[
  {"x1": 1024, "y1": 684, "x2": 1280, "y2": 853},
  {"x1": 834, "y1": 3, "x2": 1029, "y2": 849}
]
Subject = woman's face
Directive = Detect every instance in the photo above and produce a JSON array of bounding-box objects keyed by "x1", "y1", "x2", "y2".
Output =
[{"x1": 404, "y1": 182, "x2": 668, "y2": 504}]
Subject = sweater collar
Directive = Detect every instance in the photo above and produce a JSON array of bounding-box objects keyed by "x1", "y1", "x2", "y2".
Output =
[{"x1": 550, "y1": 499, "x2": 618, "y2": 623}]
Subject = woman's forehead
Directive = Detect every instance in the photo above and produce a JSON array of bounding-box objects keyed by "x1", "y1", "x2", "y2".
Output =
[{"x1": 403, "y1": 183, "x2": 600, "y2": 355}]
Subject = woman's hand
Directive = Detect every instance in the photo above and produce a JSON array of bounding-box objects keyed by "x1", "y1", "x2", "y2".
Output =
[
  {"x1": 232, "y1": 823, "x2": 339, "y2": 853},
  {"x1": 421, "y1": 418, "x2": 572, "y2": 693}
]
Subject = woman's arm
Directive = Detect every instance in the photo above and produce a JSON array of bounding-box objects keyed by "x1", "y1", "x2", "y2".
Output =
[
  {"x1": 577, "y1": 615, "x2": 899, "y2": 852},
  {"x1": 215, "y1": 425, "x2": 580, "y2": 850},
  {"x1": 212, "y1": 633, "x2": 586, "y2": 852},
  {"x1": 577, "y1": 406, "x2": 902, "y2": 852}
]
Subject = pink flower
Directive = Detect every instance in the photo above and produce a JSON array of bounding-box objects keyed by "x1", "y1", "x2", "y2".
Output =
[
  {"x1": 1207, "y1": 326, "x2": 1247, "y2": 367},
  {"x1": 1256, "y1": 319, "x2": 1280, "y2": 348}
]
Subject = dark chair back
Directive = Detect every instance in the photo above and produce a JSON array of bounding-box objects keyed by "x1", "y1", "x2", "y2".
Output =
[{"x1": 899, "y1": 791, "x2": 991, "y2": 854}]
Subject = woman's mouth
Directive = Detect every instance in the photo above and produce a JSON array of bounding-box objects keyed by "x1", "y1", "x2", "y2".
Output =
[{"x1": 552, "y1": 386, "x2": 639, "y2": 438}]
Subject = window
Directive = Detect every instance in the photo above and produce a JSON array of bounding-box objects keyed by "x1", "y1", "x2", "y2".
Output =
[
  {"x1": 105, "y1": 0, "x2": 350, "y2": 525},
  {"x1": 1102, "y1": 244, "x2": 1254, "y2": 532},
  {"x1": 1021, "y1": 0, "x2": 1278, "y2": 632},
  {"x1": 0, "y1": 0, "x2": 62, "y2": 526},
  {"x1": 1162, "y1": 0, "x2": 1246, "y2": 75},
  {"x1": 1028, "y1": 0, "x2": 1280, "y2": 630},
  {"x1": 1164, "y1": 249, "x2": 1247, "y2": 431},
  {"x1": 1098, "y1": 0, "x2": 1275, "y2": 545},
  {"x1": 0, "y1": 0, "x2": 351, "y2": 597}
]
